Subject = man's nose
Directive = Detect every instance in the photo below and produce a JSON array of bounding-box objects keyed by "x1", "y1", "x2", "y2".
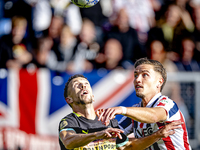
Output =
[
  {"x1": 80, "y1": 84, "x2": 86, "y2": 89},
  {"x1": 134, "y1": 75, "x2": 141, "y2": 83}
]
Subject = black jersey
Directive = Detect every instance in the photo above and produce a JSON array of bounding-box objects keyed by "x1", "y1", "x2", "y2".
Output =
[{"x1": 58, "y1": 112, "x2": 128, "y2": 150}]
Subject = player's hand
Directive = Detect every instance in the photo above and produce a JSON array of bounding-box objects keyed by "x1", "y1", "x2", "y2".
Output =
[
  {"x1": 98, "y1": 128, "x2": 124, "y2": 139},
  {"x1": 96, "y1": 107, "x2": 123, "y2": 126},
  {"x1": 156, "y1": 121, "x2": 183, "y2": 138}
]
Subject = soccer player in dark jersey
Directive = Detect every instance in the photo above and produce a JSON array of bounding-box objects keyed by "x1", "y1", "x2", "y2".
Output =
[{"x1": 59, "y1": 74, "x2": 183, "y2": 150}]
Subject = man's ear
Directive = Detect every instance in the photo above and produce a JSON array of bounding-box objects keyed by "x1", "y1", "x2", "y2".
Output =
[
  {"x1": 157, "y1": 78, "x2": 164, "y2": 88},
  {"x1": 66, "y1": 97, "x2": 73, "y2": 104}
]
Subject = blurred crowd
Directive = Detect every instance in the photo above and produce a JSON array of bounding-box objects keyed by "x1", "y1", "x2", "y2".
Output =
[
  {"x1": 0, "y1": 0, "x2": 199, "y2": 138},
  {"x1": 0, "y1": 0, "x2": 200, "y2": 73}
]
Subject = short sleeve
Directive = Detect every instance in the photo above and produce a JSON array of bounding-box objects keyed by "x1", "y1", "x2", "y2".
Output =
[
  {"x1": 118, "y1": 116, "x2": 134, "y2": 136},
  {"x1": 155, "y1": 97, "x2": 179, "y2": 120},
  {"x1": 59, "y1": 115, "x2": 78, "y2": 133}
]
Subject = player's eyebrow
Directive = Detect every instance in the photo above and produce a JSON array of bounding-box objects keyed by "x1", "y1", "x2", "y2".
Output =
[
  {"x1": 70, "y1": 79, "x2": 80, "y2": 87},
  {"x1": 134, "y1": 70, "x2": 150, "y2": 74},
  {"x1": 72, "y1": 79, "x2": 78, "y2": 83},
  {"x1": 72, "y1": 79, "x2": 88, "y2": 85}
]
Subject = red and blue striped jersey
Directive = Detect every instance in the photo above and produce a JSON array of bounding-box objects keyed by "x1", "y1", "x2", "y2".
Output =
[{"x1": 119, "y1": 93, "x2": 191, "y2": 150}]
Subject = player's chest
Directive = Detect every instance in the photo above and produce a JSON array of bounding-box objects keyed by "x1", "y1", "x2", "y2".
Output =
[{"x1": 133, "y1": 122, "x2": 159, "y2": 138}]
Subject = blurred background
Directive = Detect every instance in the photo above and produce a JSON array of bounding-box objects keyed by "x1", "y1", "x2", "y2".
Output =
[{"x1": 0, "y1": 0, "x2": 200, "y2": 149}]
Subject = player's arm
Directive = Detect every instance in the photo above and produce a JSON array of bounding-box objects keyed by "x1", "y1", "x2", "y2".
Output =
[
  {"x1": 60, "y1": 128, "x2": 123, "y2": 149},
  {"x1": 123, "y1": 107, "x2": 167, "y2": 123},
  {"x1": 97, "y1": 107, "x2": 167, "y2": 126},
  {"x1": 117, "y1": 121, "x2": 183, "y2": 150}
]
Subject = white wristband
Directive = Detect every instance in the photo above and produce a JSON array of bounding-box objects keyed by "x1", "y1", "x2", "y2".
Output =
[{"x1": 120, "y1": 106, "x2": 127, "y2": 115}]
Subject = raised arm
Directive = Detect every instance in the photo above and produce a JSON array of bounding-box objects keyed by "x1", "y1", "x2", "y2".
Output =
[
  {"x1": 60, "y1": 128, "x2": 123, "y2": 149},
  {"x1": 97, "y1": 106, "x2": 167, "y2": 126},
  {"x1": 122, "y1": 107, "x2": 167, "y2": 123}
]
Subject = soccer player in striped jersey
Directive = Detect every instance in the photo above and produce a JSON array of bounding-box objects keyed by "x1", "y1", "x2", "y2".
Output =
[{"x1": 97, "y1": 58, "x2": 191, "y2": 150}]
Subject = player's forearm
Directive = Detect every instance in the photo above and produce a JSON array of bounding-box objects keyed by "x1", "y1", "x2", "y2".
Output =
[
  {"x1": 119, "y1": 132, "x2": 160, "y2": 150},
  {"x1": 125, "y1": 107, "x2": 166, "y2": 123},
  {"x1": 61, "y1": 132, "x2": 101, "y2": 149},
  {"x1": 118, "y1": 121, "x2": 183, "y2": 150},
  {"x1": 130, "y1": 132, "x2": 161, "y2": 149}
]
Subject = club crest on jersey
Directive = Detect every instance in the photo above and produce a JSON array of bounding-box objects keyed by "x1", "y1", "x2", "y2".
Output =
[{"x1": 60, "y1": 120, "x2": 68, "y2": 129}]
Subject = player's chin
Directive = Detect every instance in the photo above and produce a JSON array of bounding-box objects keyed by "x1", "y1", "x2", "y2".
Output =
[
  {"x1": 81, "y1": 94, "x2": 91, "y2": 99},
  {"x1": 80, "y1": 98, "x2": 93, "y2": 104},
  {"x1": 136, "y1": 93, "x2": 145, "y2": 99}
]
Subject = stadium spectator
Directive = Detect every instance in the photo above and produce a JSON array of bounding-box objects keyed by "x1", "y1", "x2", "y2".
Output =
[
  {"x1": 79, "y1": 2, "x2": 106, "y2": 27},
  {"x1": 108, "y1": 0, "x2": 157, "y2": 49},
  {"x1": 45, "y1": 24, "x2": 77, "y2": 72},
  {"x1": 174, "y1": 0, "x2": 192, "y2": 11},
  {"x1": 0, "y1": 15, "x2": 32, "y2": 69},
  {"x1": 42, "y1": 14, "x2": 65, "y2": 67},
  {"x1": 3, "y1": 0, "x2": 34, "y2": 38},
  {"x1": 191, "y1": 4, "x2": 200, "y2": 62},
  {"x1": 148, "y1": 39, "x2": 191, "y2": 124},
  {"x1": 63, "y1": 3, "x2": 83, "y2": 36},
  {"x1": 94, "y1": 38, "x2": 123, "y2": 70},
  {"x1": 96, "y1": 58, "x2": 191, "y2": 150},
  {"x1": 29, "y1": 0, "x2": 52, "y2": 37},
  {"x1": 30, "y1": 36, "x2": 53, "y2": 68},
  {"x1": 149, "y1": 4, "x2": 194, "y2": 61},
  {"x1": 59, "y1": 74, "x2": 183, "y2": 150},
  {"x1": 110, "y1": 0, "x2": 155, "y2": 33},
  {"x1": 149, "y1": 0, "x2": 163, "y2": 21},
  {"x1": 50, "y1": 0, "x2": 83, "y2": 36},
  {"x1": 69, "y1": 18, "x2": 100, "y2": 73},
  {"x1": 45, "y1": 14, "x2": 64, "y2": 43},
  {"x1": 174, "y1": 36, "x2": 200, "y2": 71},
  {"x1": 104, "y1": 8, "x2": 146, "y2": 68},
  {"x1": 79, "y1": 1, "x2": 107, "y2": 44}
]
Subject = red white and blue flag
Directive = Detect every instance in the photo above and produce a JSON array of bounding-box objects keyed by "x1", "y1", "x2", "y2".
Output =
[{"x1": 0, "y1": 68, "x2": 140, "y2": 150}]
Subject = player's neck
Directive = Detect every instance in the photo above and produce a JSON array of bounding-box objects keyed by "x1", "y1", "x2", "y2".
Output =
[
  {"x1": 142, "y1": 94, "x2": 157, "y2": 107},
  {"x1": 73, "y1": 105, "x2": 96, "y2": 120},
  {"x1": 142, "y1": 92, "x2": 161, "y2": 107}
]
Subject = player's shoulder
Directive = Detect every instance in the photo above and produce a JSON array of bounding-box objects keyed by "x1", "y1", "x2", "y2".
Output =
[
  {"x1": 59, "y1": 113, "x2": 76, "y2": 124},
  {"x1": 157, "y1": 95, "x2": 175, "y2": 106},
  {"x1": 159, "y1": 95, "x2": 173, "y2": 102},
  {"x1": 58, "y1": 113, "x2": 78, "y2": 131}
]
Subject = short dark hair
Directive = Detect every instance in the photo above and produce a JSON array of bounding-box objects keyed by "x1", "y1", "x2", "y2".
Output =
[
  {"x1": 64, "y1": 74, "x2": 87, "y2": 99},
  {"x1": 134, "y1": 57, "x2": 167, "y2": 91}
]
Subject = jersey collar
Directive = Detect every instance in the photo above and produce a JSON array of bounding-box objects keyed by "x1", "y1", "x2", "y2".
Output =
[
  {"x1": 145, "y1": 93, "x2": 162, "y2": 108},
  {"x1": 73, "y1": 112, "x2": 82, "y2": 117}
]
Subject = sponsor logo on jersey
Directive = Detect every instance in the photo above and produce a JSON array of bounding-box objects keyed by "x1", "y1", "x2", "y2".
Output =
[{"x1": 74, "y1": 139, "x2": 116, "y2": 150}]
